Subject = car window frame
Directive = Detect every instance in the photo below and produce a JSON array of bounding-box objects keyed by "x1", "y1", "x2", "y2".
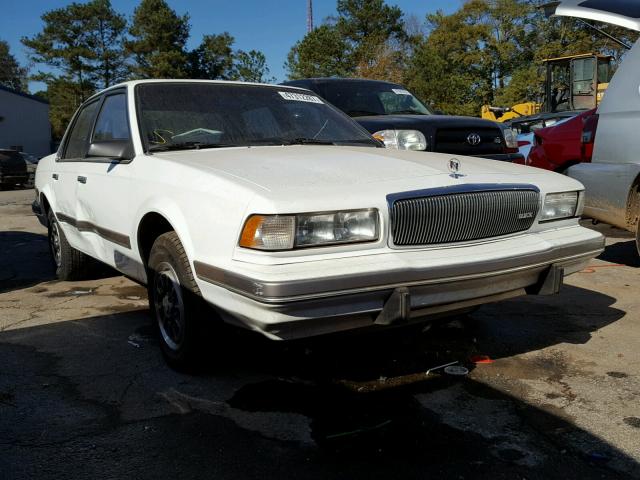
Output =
[
  {"x1": 58, "y1": 96, "x2": 103, "y2": 162},
  {"x1": 91, "y1": 90, "x2": 132, "y2": 145},
  {"x1": 58, "y1": 88, "x2": 134, "y2": 164}
]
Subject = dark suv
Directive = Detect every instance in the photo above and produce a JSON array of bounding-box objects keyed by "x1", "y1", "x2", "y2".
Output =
[
  {"x1": 0, "y1": 149, "x2": 28, "y2": 189},
  {"x1": 282, "y1": 78, "x2": 523, "y2": 161}
]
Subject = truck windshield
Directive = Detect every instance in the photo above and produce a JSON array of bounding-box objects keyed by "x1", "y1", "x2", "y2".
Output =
[
  {"x1": 319, "y1": 81, "x2": 433, "y2": 117},
  {"x1": 136, "y1": 83, "x2": 379, "y2": 151}
]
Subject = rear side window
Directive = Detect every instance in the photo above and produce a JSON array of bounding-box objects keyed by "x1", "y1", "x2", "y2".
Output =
[
  {"x1": 93, "y1": 94, "x2": 130, "y2": 142},
  {"x1": 63, "y1": 101, "x2": 100, "y2": 159},
  {"x1": 578, "y1": 0, "x2": 640, "y2": 18}
]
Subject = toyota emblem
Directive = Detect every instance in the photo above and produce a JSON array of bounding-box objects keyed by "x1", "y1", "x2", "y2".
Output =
[{"x1": 466, "y1": 133, "x2": 482, "y2": 146}]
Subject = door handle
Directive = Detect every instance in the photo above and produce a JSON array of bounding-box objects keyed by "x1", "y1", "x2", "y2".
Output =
[
  {"x1": 52, "y1": 173, "x2": 58, "y2": 180},
  {"x1": 77, "y1": 176, "x2": 87, "y2": 184}
]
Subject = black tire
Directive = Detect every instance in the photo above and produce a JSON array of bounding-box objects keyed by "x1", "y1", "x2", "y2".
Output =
[
  {"x1": 147, "y1": 231, "x2": 211, "y2": 371},
  {"x1": 47, "y1": 210, "x2": 93, "y2": 280}
]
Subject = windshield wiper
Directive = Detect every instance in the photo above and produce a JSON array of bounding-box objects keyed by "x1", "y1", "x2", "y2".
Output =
[{"x1": 148, "y1": 141, "x2": 234, "y2": 152}]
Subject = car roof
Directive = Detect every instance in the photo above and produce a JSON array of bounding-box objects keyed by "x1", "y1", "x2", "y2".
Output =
[
  {"x1": 85, "y1": 79, "x2": 309, "y2": 103},
  {"x1": 283, "y1": 78, "x2": 402, "y2": 87},
  {"x1": 546, "y1": 0, "x2": 640, "y2": 31}
]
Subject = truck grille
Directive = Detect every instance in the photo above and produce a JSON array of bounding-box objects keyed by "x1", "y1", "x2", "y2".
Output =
[
  {"x1": 389, "y1": 187, "x2": 540, "y2": 246},
  {"x1": 433, "y1": 127, "x2": 503, "y2": 155}
]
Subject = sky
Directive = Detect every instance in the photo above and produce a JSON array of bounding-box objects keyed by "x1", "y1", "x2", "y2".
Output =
[{"x1": 1, "y1": 0, "x2": 464, "y2": 92}]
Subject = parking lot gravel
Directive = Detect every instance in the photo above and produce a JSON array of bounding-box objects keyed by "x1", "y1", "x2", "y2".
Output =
[{"x1": 1, "y1": 188, "x2": 638, "y2": 479}]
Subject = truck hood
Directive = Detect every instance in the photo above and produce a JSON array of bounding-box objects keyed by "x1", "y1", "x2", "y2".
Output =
[
  {"x1": 546, "y1": 0, "x2": 640, "y2": 31},
  {"x1": 154, "y1": 145, "x2": 565, "y2": 192},
  {"x1": 355, "y1": 114, "x2": 500, "y2": 132}
]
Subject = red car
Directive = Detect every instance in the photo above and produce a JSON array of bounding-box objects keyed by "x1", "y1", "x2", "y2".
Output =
[{"x1": 521, "y1": 109, "x2": 599, "y2": 172}]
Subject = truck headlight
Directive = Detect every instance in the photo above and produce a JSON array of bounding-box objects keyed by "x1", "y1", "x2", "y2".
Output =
[
  {"x1": 540, "y1": 191, "x2": 581, "y2": 222},
  {"x1": 373, "y1": 130, "x2": 427, "y2": 151},
  {"x1": 239, "y1": 209, "x2": 379, "y2": 250},
  {"x1": 502, "y1": 127, "x2": 518, "y2": 149}
]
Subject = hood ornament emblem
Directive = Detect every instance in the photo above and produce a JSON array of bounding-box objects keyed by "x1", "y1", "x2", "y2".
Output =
[
  {"x1": 448, "y1": 158, "x2": 463, "y2": 178},
  {"x1": 467, "y1": 132, "x2": 482, "y2": 146}
]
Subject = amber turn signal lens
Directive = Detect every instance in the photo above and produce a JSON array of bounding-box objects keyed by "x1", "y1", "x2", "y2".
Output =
[{"x1": 239, "y1": 215, "x2": 266, "y2": 248}]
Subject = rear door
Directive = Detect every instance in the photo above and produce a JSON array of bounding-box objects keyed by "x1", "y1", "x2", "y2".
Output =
[
  {"x1": 547, "y1": 0, "x2": 640, "y2": 31},
  {"x1": 555, "y1": 0, "x2": 640, "y2": 226},
  {"x1": 53, "y1": 98, "x2": 102, "y2": 252}
]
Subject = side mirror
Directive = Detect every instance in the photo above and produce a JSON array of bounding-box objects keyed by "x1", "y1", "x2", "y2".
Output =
[
  {"x1": 87, "y1": 140, "x2": 133, "y2": 161},
  {"x1": 433, "y1": 109, "x2": 445, "y2": 115}
]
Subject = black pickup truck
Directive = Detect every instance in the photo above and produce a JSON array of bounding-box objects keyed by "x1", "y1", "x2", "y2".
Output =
[
  {"x1": 281, "y1": 78, "x2": 523, "y2": 162},
  {"x1": 0, "y1": 149, "x2": 28, "y2": 189}
]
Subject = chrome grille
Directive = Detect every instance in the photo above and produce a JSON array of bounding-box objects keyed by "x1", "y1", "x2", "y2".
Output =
[{"x1": 390, "y1": 188, "x2": 540, "y2": 246}]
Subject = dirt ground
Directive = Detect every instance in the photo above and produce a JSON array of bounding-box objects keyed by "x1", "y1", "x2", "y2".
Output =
[{"x1": 1, "y1": 188, "x2": 639, "y2": 479}]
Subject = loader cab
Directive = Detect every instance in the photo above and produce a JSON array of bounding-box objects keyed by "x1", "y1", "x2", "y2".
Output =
[{"x1": 543, "y1": 54, "x2": 613, "y2": 113}]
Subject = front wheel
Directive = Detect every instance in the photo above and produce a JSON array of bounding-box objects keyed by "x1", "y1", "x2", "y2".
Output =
[{"x1": 147, "y1": 231, "x2": 212, "y2": 370}]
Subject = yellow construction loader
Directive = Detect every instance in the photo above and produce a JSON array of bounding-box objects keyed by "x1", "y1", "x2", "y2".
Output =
[{"x1": 482, "y1": 53, "x2": 613, "y2": 123}]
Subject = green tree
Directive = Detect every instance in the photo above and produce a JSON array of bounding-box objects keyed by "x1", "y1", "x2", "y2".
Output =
[
  {"x1": 286, "y1": 0, "x2": 407, "y2": 79},
  {"x1": 188, "y1": 33, "x2": 235, "y2": 79},
  {"x1": 286, "y1": 25, "x2": 351, "y2": 78},
  {"x1": 127, "y1": 0, "x2": 190, "y2": 78},
  {"x1": 85, "y1": 0, "x2": 128, "y2": 88},
  {"x1": 231, "y1": 50, "x2": 273, "y2": 83},
  {"x1": 336, "y1": 0, "x2": 407, "y2": 66},
  {"x1": 405, "y1": 2, "x2": 490, "y2": 116},
  {"x1": 0, "y1": 40, "x2": 28, "y2": 91},
  {"x1": 22, "y1": 2, "x2": 98, "y2": 97}
]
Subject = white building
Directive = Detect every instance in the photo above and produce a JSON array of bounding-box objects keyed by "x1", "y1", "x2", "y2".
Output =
[{"x1": 0, "y1": 85, "x2": 51, "y2": 157}]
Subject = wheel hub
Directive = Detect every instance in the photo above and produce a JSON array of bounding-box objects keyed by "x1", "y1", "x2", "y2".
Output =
[
  {"x1": 153, "y1": 262, "x2": 186, "y2": 351},
  {"x1": 49, "y1": 221, "x2": 61, "y2": 267}
]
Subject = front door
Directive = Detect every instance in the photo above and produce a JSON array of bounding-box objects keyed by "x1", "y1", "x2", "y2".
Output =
[{"x1": 74, "y1": 91, "x2": 136, "y2": 270}]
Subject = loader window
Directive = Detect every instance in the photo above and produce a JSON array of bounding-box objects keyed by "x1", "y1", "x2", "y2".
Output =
[
  {"x1": 573, "y1": 58, "x2": 595, "y2": 95},
  {"x1": 598, "y1": 58, "x2": 612, "y2": 83}
]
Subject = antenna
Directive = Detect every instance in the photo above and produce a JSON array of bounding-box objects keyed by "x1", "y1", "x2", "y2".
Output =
[{"x1": 307, "y1": 0, "x2": 313, "y2": 33}]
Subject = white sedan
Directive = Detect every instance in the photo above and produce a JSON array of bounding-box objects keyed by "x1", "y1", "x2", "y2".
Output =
[{"x1": 33, "y1": 80, "x2": 604, "y2": 368}]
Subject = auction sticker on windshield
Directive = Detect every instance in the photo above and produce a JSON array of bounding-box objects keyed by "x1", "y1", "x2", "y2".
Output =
[
  {"x1": 392, "y1": 88, "x2": 412, "y2": 95},
  {"x1": 278, "y1": 91, "x2": 324, "y2": 103}
]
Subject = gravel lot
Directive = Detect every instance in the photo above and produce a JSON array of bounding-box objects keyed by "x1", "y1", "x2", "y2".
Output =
[{"x1": 1, "y1": 188, "x2": 639, "y2": 479}]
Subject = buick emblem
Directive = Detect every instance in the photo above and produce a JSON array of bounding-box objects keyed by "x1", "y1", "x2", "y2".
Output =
[
  {"x1": 466, "y1": 132, "x2": 482, "y2": 146},
  {"x1": 448, "y1": 158, "x2": 463, "y2": 178}
]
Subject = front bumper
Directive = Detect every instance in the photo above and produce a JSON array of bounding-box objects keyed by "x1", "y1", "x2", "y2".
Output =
[
  {"x1": 195, "y1": 225, "x2": 604, "y2": 340},
  {"x1": 0, "y1": 173, "x2": 29, "y2": 185}
]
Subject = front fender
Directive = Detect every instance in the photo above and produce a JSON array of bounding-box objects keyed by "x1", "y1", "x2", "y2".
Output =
[{"x1": 567, "y1": 162, "x2": 640, "y2": 229}]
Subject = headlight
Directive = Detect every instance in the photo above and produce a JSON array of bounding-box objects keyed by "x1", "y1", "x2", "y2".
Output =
[
  {"x1": 372, "y1": 130, "x2": 427, "y2": 151},
  {"x1": 502, "y1": 127, "x2": 518, "y2": 149},
  {"x1": 540, "y1": 191, "x2": 581, "y2": 222},
  {"x1": 239, "y1": 209, "x2": 379, "y2": 250}
]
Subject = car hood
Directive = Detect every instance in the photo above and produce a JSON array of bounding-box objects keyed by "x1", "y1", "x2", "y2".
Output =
[
  {"x1": 547, "y1": 0, "x2": 640, "y2": 31},
  {"x1": 354, "y1": 114, "x2": 500, "y2": 131},
  {"x1": 154, "y1": 145, "x2": 568, "y2": 193}
]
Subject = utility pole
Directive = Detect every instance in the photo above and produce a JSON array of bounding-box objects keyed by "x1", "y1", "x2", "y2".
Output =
[{"x1": 307, "y1": 0, "x2": 313, "y2": 33}]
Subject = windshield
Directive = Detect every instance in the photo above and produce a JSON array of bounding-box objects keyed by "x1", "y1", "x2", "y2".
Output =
[
  {"x1": 136, "y1": 83, "x2": 379, "y2": 151},
  {"x1": 319, "y1": 81, "x2": 433, "y2": 117}
]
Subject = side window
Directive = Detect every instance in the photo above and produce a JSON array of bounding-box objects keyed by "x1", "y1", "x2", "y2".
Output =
[
  {"x1": 93, "y1": 94, "x2": 130, "y2": 142},
  {"x1": 63, "y1": 101, "x2": 100, "y2": 159}
]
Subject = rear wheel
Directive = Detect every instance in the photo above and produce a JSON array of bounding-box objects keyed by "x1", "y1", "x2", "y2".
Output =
[
  {"x1": 47, "y1": 210, "x2": 92, "y2": 280},
  {"x1": 147, "y1": 231, "x2": 212, "y2": 370}
]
